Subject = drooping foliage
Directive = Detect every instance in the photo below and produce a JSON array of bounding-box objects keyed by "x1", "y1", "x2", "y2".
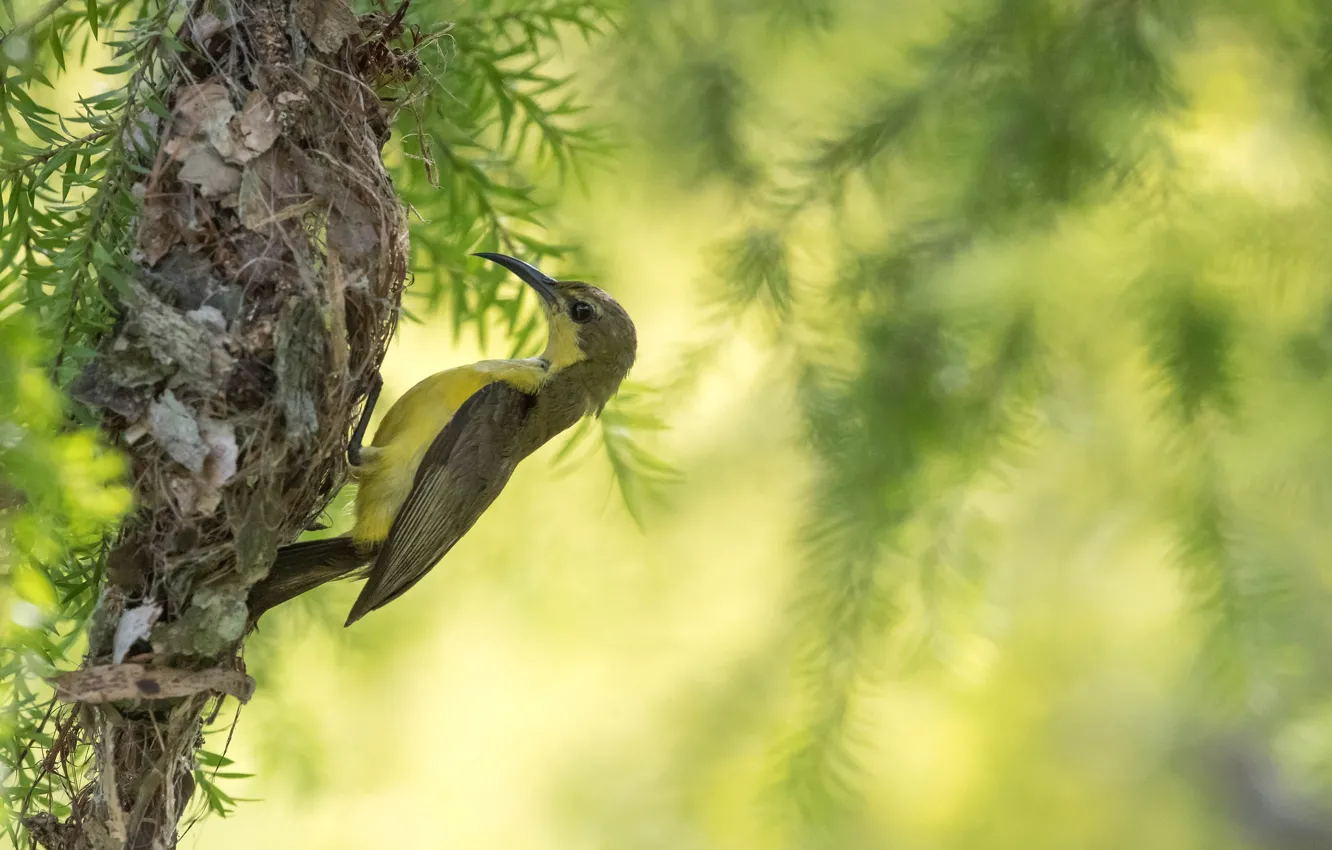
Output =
[{"x1": 599, "y1": 0, "x2": 1332, "y2": 846}]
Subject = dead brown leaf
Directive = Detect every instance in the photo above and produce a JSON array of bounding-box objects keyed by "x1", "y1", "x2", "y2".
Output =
[
  {"x1": 296, "y1": 0, "x2": 361, "y2": 53},
  {"x1": 238, "y1": 148, "x2": 305, "y2": 232},
  {"x1": 238, "y1": 91, "x2": 280, "y2": 158},
  {"x1": 179, "y1": 147, "x2": 242, "y2": 197},
  {"x1": 189, "y1": 10, "x2": 233, "y2": 43},
  {"x1": 174, "y1": 81, "x2": 235, "y2": 143},
  {"x1": 196, "y1": 418, "x2": 239, "y2": 515},
  {"x1": 137, "y1": 199, "x2": 183, "y2": 267}
]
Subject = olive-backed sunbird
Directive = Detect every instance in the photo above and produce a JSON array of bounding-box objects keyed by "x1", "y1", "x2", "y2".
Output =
[{"x1": 248, "y1": 253, "x2": 637, "y2": 626}]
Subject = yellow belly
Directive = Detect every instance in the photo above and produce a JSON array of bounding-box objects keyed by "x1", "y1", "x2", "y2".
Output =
[{"x1": 349, "y1": 360, "x2": 545, "y2": 546}]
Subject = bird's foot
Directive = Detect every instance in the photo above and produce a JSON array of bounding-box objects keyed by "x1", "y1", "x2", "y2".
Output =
[{"x1": 348, "y1": 372, "x2": 383, "y2": 467}]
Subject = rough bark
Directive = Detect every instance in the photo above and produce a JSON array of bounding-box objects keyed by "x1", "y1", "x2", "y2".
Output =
[{"x1": 28, "y1": 1, "x2": 418, "y2": 846}]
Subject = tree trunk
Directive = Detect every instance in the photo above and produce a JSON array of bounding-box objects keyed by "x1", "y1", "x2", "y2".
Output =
[{"x1": 26, "y1": 2, "x2": 416, "y2": 846}]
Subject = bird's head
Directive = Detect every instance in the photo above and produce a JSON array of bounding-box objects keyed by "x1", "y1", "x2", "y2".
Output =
[{"x1": 475, "y1": 253, "x2": 637, "y2": 405}]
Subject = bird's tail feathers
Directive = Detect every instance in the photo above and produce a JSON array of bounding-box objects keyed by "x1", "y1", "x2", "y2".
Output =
[{"x1": 247, "y1": 537, "x2": 370, "y2": 624}]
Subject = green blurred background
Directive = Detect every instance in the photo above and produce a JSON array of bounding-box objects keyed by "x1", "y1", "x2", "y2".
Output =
[{"x1": 8, "y1": 0, "x2": 1332, "y2": 847}]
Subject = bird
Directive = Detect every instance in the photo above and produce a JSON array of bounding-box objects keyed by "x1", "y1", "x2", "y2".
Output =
[{"x1": 248, "y1": 252, "x2": 637, "y2": 626}]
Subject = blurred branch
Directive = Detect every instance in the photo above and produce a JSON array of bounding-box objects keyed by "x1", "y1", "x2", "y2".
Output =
[
  {"x1": 552, "y1": 382, "x2": 680, "y2": 528},
  {"x1": 1200, "y1": 736, "x2": 1332, "y2": 850},
  {"x1": 0, "y1": 0, "x2": 71, "y2": 49}
]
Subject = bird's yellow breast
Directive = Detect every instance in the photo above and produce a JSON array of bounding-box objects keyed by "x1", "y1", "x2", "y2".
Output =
[{"x1": 349, "y1": 359, "x2": 546, "y2": 546}]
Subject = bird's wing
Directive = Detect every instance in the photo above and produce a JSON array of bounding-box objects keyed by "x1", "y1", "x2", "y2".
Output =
[{"x1": 344, "y1": 380, "x2": 537, "y2": 625}]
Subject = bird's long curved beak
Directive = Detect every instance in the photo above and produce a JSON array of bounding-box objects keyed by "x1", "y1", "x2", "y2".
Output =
[{"x1": 473, "y1": 252, "x2": 559, "y2": 306}]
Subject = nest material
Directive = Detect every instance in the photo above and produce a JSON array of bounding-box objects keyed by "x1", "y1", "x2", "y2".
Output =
[
  {"x1": 72, "y1": 0, "x2": 419, "y2": 660},
  {"x1": 40, "y1": 2, "x2": 424, "y2": 846}
]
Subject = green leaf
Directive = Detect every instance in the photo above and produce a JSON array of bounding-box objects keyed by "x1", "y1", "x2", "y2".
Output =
[
  {"x1": 50, "y1": 27, "x2": 66, "y2": 72},
  {"x1": 92, "y1": 62, "x2": 134, "y2": 76},
  {"x1": 8, "y1": 84, "x2": 59, "y2": 116},
  {"x1": 35, "y1": 148, "x2": 74, "y2": 187},
  {"x1": 196, "y1": 750, "x2": 235, "y2": 768},
  {"x1": 61, "y1": 149, "x2": 77, "y2": 201},
  {"x1": 1145, "y1": 282, "x2": 1236, "y2": 422}
]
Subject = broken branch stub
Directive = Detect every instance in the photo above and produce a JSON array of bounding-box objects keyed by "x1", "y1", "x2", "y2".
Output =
[{"x1": 50, "y1": 663, "x2": 256, "y2": 705}]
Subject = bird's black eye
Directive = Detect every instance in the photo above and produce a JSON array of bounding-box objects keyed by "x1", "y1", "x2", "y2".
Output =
[{"x1": 569, "y1": 300, "x2": 595, "y2": 324}]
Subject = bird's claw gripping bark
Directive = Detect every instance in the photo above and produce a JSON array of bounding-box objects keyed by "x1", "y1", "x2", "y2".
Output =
[{"x1": 348, "y1": 372, "x2": 383, "y2": 467}]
